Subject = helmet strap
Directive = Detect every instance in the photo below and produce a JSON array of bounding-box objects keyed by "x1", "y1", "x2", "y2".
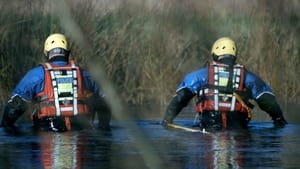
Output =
[
  {"x1": 46, "y1": 48, "x2": 70, "y2": 61},
  {"x1": 48, "y1": 55, "x2": 69, "y2": 62},
  {"x1": 213, "y1": 54, "x2": 236, "y2": 65}
]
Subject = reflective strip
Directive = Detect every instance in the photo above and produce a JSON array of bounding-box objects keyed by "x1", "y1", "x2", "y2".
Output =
[
  {"x1": 235, "y1": 68, "x2": 240, "y2": 88},
  {"x1": 229, "y1": 67, "x2": 239, "y2": 111},
  {"x1": 61, "y1": 107, "x2": 74, "y2": 111},
  {"x1": 230, "y1": 96, "x2": 236, "y2": 111},
  {"x1": 255, "y1": 91, "x2": 274, "y2": 100},
  {"x1": 231, "y1": 67, "x2": 242, "y2": 110},
  {"x1": 72, "y1": 63, "x2": 78, "y2": 115},
  {"x1": 46, "y1": 63, "x2": 61, "y2": 116},
  {"x1": 214, "y1": 65, "x2": 219, "y2": 110},
  {"x1": 236, "y1": 67, "x2": 241, "y2": 76},
  {"x1": 53, "y1": 88, "x2": 61, "y2": 116},
  {"x1": 219, "y1": 102, "x2": 231, "y2": 107},
  {"x1": 58, "y1": 97, "x2": 73, "y2": 101},
  {"x1": 214, "y1": 89, "x2": 219, "y2": 110}
]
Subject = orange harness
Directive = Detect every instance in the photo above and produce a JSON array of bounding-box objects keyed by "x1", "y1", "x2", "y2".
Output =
[
  {"x1": 33, "y1": 61, "x2": 90, "y2": 130},
  {"x1": 195, "y1": 61, "x2": 250, "y2": 129}
]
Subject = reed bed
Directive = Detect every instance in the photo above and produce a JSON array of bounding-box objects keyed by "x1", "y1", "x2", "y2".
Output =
[{"x1": 0, "y1": 0, "x2": 299, "y2": 116}]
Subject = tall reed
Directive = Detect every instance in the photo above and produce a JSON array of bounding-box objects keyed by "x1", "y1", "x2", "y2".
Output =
[{"x1": 0, "y1": 0, "x2": 299, "y2": 117}]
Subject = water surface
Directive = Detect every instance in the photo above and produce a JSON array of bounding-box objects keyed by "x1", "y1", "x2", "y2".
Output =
[{"x1": 0, "y1": 119, "x2": 299, "y2": 169}]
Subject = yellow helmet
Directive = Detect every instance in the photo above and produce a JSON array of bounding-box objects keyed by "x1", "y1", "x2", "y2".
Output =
[
  {"x1": 211, "y1": 37, "x2": 237, "y2": 57},
  {"x1": 44, "y1": 33, "x2": 68, "y2": 54}
]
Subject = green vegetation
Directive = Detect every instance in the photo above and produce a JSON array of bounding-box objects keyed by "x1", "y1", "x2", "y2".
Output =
[{"x1": 0, "y1": 0, "x2": 299, "y2": 117}]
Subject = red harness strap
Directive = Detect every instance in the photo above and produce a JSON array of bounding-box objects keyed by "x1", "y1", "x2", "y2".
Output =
[
  {"x1": 65, "y1": 117, "x2": 71, "y2": 131},
  {"x1": 221, "y1": 112, "x2": 227, "y2": 129}
]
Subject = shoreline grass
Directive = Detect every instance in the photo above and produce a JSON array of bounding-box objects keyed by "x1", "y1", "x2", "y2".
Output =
[{"x1": 0, "y1": 0, "x2": 299, "y2": 116}]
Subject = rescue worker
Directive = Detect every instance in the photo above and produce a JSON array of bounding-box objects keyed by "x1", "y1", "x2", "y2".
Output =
[
  {"x1": 162, "y1": 37, "x2": 287, "y2": 130},
  {"x1": 1, "y1": 33, "x2": 111, "y2": 132}
]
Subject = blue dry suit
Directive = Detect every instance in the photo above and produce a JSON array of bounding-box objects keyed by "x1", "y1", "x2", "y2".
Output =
[
  {"x1": 12, "y1": 61, "x2": 103, "y2": 100},
  {"x1": 162, "y1": 62, "x2": 287, "y2": 129},
  {"x1": 1, "y1": 61, "x2": 111, "y2": 132},
  {"x1": 176, "y1": 66, "x2": 273, "y2": 100}
]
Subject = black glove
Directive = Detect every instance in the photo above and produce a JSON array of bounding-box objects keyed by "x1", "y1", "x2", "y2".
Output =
[
  {"x1": 256, "y1": 93, "x2": 287, "y2": 128},
  {"x1": 161, "y1": 119, "x2": 172, "y2": 128},
  {"x1": 273, "y1": 116, "x2": 288, "y2": 128},
  {"x1": 1, "y1": 95, "x2": 27, "y2": 127},
  {"x1": 86, "y1": 94, "x2": 111, "y2": 131},
  {"x1": 98, "y1": 111, "x2": 111, "y2": 131}
]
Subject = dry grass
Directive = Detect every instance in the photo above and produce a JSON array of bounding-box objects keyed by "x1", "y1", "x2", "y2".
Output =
[
  {"x1": 0, "y1": 1, "x2": 299, "y2": 167},
  {"x1": 0, "y1": 0, "x2": 299, "y2": 114}
]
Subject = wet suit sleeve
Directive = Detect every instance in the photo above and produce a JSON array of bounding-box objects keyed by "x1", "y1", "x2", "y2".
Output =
[
  {"x1": 81, "y1": 69, "x2": 111, "y2": 130},
  {"x1": 1, "y1": 95, "x2": 28, "y2": 130},
  {"x1": 162, "y1": 88, "x2": 195, "y2": 124},
  {"x1": 256, "y1": 93, "x2": 287, "y2": 127},
  {"x1": 87, "y1": 94, "x2": 111, "y2": 130},
  {"x1": 245, "y1": 69, "x2": 287, "y2": 127},
  {"x1": 1, "y1": 66, "x2": 42, "y2": 133}
]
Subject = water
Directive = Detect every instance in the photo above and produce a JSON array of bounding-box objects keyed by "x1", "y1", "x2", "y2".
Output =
[{"x1": 0, "y1": 119, "x2": 299, "y2": 169}]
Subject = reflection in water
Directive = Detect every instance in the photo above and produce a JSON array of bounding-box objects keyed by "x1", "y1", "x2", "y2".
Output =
[
  {"x1": 0, "y1": 121, "x2": 299, "y2": 169},
  {"x1": 157, "y1": 120, "x2": 288, "y2": 169},
  {"x1": 0, "y1": 126, "x2": 113, "y2": 169},
  {"x1": 209, "y1": 132, "x2": 242, "y2": 169},
  {"x1": 39, "y1": 132, "x2": 81, "y2": 169},
  {"x1": 175, "y1": 130, "x2": 250, "y2": 169},
  {"x1": 38, "y1": 130, "x2": 113, "y2": 169}
]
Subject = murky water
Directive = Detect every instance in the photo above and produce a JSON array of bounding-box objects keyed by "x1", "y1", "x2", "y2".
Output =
[{"x1": 0, "y1": 118, "x2": 299, "y2": 169}]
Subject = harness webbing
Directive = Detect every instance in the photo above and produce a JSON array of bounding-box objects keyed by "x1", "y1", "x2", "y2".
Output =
[
  {"x1": 71, "y1": 63, "x2": 78, "y2": 115},
  {"x1": 213, "y1": 64, "x2": 219, "y2": 110},
  {"x1": 45, "y1": 62, "x2": 79, "y2": 116},
  {"x1": 210, "y1": 62, "x2": 243, "y2": 111}
]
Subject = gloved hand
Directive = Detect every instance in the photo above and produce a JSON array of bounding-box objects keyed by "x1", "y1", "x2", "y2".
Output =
[
  {"x1": 161, "y1": 119, "x2": 172, "y2": 128},
  {"x1": 1, "y1": 95, "x2": 27, "y2": 127},
  {"x1": 273, "y1": 116, "x2": 288, "y2": 128},
  {"x1": 97, "y1": 110, "x2": 111, "y2": 131}
]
